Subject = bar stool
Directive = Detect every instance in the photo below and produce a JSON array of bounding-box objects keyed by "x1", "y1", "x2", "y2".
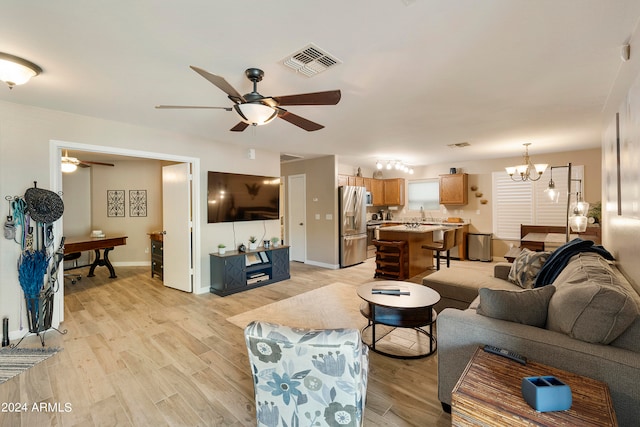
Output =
[{"x1": 422, "y1": 228, "x2": 457, "y2": 270}]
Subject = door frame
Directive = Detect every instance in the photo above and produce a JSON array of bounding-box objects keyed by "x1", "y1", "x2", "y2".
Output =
[{"x1": 49, "y1": 139, "x2": 201, "y2": 325}]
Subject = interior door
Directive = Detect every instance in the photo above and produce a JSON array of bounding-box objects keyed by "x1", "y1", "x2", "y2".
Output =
[
  {"x1": 288, "y1": 174, "x2": 306, "y2": 262},
  {"x1": 162, "y1": 163, "x2": 192, "y2": 292}
]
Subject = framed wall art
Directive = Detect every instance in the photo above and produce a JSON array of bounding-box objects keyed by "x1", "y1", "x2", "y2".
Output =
[
  {"x1": 129, "y1": 190, "x2": 147, "y2": 217},
  {"x1": 107, "y1": 190, "x2": 125, "y2": 217}
]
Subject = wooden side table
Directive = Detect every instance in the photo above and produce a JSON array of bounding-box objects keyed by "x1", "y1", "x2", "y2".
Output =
[{"x1": 451, "y1": 347, "x2": 617, "y2": 426}]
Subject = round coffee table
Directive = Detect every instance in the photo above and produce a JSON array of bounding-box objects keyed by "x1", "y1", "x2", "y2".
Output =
[{"x1": 357, "y1": 281, "x2": 440, "y2": 359}]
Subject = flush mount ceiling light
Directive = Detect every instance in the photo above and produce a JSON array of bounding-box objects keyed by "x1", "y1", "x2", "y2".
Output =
[
  {"x1": 376, "y1": 160, "x2": 413, "y2": 174},
  {"x1": 0, "y1": 52, "x2": 42, "y2": 89},
  {"x1": 505, "y1": 143, "x2": 548, "y2": 181}
]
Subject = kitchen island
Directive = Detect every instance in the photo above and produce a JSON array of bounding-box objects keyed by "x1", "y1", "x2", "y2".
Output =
[{"x1": 378, "y1": 225, "x2": 449, "y2": 277}]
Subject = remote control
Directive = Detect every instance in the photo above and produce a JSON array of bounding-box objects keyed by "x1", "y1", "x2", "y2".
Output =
[
  {"x1": 483, "y1": 345, "x2": 527, "y2": 365},
  {"x1": 372, "y1": 289, "x2": 410, "y2": 295}
]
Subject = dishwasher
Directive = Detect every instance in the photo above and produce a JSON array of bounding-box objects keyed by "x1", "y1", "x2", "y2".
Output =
[{"x1": 366, "y1": 222, "x2": 382, "y2": 258}]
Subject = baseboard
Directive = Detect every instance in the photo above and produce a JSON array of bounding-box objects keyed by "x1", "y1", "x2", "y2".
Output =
[
  {"x1": 111, "y1": 261, "x2": 150, "y2": 267},
  {"x1": 304, "y1": 260, "x2": 340, "y2": 270}
]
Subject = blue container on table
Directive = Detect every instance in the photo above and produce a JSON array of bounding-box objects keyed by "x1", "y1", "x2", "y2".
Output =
[{"x1": 521, "y1": 376, "x2": 572, "y2": 412}]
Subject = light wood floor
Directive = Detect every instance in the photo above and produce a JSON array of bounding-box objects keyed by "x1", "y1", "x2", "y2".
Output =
[{"x1": 0, "y1": 259, "x2": 452, "y2": 427}]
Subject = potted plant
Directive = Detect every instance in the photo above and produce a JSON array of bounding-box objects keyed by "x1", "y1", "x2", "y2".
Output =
[
  {"x1": 271, "y1": 237, "x2": 280, "y2": 247},
  {"x1": 218, "y1": 243, "x2": 226, "y2": 255},
  {"x1": 249, "y1": 236, "x2": 258, "y2": 250}
]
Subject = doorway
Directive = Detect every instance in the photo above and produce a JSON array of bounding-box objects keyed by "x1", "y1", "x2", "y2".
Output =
[
  {"x1": 288, "y1": 174, "x2": 306, "y2": 262},
  {"x1": 49, "y1": 140, "x2": 201, "y2": 326}
]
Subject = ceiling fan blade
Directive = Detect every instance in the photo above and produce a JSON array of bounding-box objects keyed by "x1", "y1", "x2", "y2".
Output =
[
  {"x1": 190, "y1": 66, "x2": 245, "y2": 103},
  {"x1": 273, "y1": 90, "x2": 341, "y2": 106},
  {"x1": 155, "y1": 105, "x2": 232, "y2": 111},
  {"x1": 277, "y1": 110, "x2": 324, "y2": 131},
  {"x1": 79, "y1": 160, "x2": 115, "y2": 167},
  {"x1": 230, "y1": 122, "x2": 250, "y2": 132}
]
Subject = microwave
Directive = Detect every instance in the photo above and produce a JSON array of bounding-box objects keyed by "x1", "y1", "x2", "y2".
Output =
[{"x1": 365, "y1": 191, "x2": 373, "y2": 206}]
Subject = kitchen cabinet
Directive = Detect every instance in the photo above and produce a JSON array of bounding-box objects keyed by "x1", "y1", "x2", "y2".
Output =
[
  {"x1": 439, "y1": 173, "x2": 468, "y2": 205},
  {"x1": 338, "y1": 174, "x2": 394, "y2": 206},
  {"x1": 383, "y1": 178, "x2": 405, "y2": 206},
  {"x1": 371, "y1": 179, "x2": 385, "y2": 206},
  {"x1": 348, "y1": 175, "x2": 364, "y2": 186},
  {"x1": 209, "y1": 246, "x2": 290, "y2": 296}
]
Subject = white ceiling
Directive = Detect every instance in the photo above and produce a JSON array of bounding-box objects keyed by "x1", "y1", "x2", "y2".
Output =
[{"x1": 2, "y1": 1, "x2": 639, "y2": 167}]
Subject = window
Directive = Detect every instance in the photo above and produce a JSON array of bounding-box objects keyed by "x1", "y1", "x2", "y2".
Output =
[
  {"x1": 408, "y1": 179, "x2": 440, "y2": 211},
  {"x1": 492, "y1": 165, "x2": 584, "y2": 239}
]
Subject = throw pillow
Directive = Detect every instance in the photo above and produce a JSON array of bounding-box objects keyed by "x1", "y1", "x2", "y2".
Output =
[
  {"x1": 476, "y1": 286, "x2": 556, "y2": 328},
  {"x1": 546, "y1": 254, "x2": 640, "y2": 344},
  {"x1": 508, "y1": 248, "x2": 551, "y2": 289}
]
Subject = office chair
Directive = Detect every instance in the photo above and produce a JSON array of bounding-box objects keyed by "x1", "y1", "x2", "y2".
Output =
[{"x1": 63, "y1": 252, "x2": 82, "y2": 284}]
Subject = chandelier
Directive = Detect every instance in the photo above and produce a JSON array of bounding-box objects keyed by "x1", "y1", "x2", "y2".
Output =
[
  {"x1": 505, "y1": 143, "x2": 548, "y2": 181},
  {"x1": 376, "y1": 160, "x2": 414, "y2": 174}
]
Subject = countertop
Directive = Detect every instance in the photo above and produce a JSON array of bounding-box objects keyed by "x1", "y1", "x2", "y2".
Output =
[
  {"x1": 368, "y1": 220, "x2": 469, "y2": 226},
  {"x1": 377, "y1": 224, "x2": 448, "y2": 233}
]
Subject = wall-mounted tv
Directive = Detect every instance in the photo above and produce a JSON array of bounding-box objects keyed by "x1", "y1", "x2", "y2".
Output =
[{"x1": 207, "y1": 171, "x2": 280, "y2": 223}]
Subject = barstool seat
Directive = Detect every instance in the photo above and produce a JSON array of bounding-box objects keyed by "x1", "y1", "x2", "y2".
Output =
[{"x1": 421, "y1": 228, "x2": 458, "y2": 270}]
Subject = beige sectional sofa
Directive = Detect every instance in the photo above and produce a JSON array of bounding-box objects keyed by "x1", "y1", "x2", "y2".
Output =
[{"x1": 425, "y1": 250, "x2": 640, "y2": 426}]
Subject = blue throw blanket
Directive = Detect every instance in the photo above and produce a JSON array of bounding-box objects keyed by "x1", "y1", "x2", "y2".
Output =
[{"x1": 534, "y1": 238, "x2": 614, "y2": 287}]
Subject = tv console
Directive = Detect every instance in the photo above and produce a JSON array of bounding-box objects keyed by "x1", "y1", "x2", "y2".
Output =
[{"x1": 209, "y1": 246, "x2": 290, "y2": 296}]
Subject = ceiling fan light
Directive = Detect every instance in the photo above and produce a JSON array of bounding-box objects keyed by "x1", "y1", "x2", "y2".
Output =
[
  {"x1": 0, "y1": 52, "x2": 42, "y2": 88},
  {"x1": 61, "y1": 160, "x2": 78, "y2": 173},
  {"x1": 234, "y1": 103, "x2": 278, "y2": 126}
]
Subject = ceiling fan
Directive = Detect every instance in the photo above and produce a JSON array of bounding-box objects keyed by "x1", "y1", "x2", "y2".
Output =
[
  {"x1": 156, "y1": 66, "x2": 341, "y2": 132},
  {"x1": 61, "y1": 150, "x2": 114, "y2": 173}
]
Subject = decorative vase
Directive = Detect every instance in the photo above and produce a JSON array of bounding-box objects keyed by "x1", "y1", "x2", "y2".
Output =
[
  {"x1": 219, "y1": 247, "x2": 226, "y2": 255},
  {"x1": 249, "y1": 243, "x2": 258, "y2": 250}
]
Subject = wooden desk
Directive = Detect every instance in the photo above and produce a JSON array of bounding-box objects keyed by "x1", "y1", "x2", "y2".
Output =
[
  {"x1": 65, "y1": 236, "x2": 128, "y2": 278},
  {"x1": 452, "y1": 347, "x2": 617, "y2": 426}
]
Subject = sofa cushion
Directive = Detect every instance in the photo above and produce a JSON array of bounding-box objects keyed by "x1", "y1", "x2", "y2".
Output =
[
  {"x1": 477, "y1": 286, "x2": 556, "y2": 327},
  {"x1": 423, "y1": 263, "x2": 517, "y2": 309},
  {"x1": 547, "y1": 253, "x2": 640, "y2": 344},
  {"x1": 508, "y1": 248, "x2": 551, "y2": 289}
]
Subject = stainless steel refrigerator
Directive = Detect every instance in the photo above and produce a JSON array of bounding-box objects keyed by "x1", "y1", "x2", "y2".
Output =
[{"x1": 339, "y1": 186, "x2": 367, "y2": 267}]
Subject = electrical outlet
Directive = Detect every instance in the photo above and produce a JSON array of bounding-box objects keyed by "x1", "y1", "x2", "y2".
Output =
[{"x1": 145, "y1": 247, "x2": 149, "y2": 253}]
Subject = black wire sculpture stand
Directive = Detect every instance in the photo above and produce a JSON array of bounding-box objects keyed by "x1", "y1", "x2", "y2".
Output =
[{"x1": 11, "y1": 288, "x2": 67, "y2": 348}]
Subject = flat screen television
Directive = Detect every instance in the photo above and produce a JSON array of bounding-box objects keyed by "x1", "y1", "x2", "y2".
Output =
[{"x1": 207, "y1": 171, "x2": 280, "y2": 223}]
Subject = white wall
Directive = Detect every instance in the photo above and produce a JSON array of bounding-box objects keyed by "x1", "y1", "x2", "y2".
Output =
[
  {"x1": 90, "y1": 158, "x2": 163, "y2": 265},
  {"x1": 0, "y1": 100, "x2": 280, "y2": 338}
]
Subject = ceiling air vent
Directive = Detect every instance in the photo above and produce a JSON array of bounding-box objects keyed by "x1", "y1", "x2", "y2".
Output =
[
  {"x1": 280, "y1": 153, "x2": 304, "y2": 162},
  {"x1": 282, "y1": 43, "x2": 342, "y2": 77}
]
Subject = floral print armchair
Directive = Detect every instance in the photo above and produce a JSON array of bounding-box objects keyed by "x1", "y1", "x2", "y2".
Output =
[{"x1": 244, "y1": 321, "x2": 369, "y2": 427}]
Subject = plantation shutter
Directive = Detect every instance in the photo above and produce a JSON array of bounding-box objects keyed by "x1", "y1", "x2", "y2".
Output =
[{"x1": 492, "y1": 165, "x2": 584, "y2": 240}]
